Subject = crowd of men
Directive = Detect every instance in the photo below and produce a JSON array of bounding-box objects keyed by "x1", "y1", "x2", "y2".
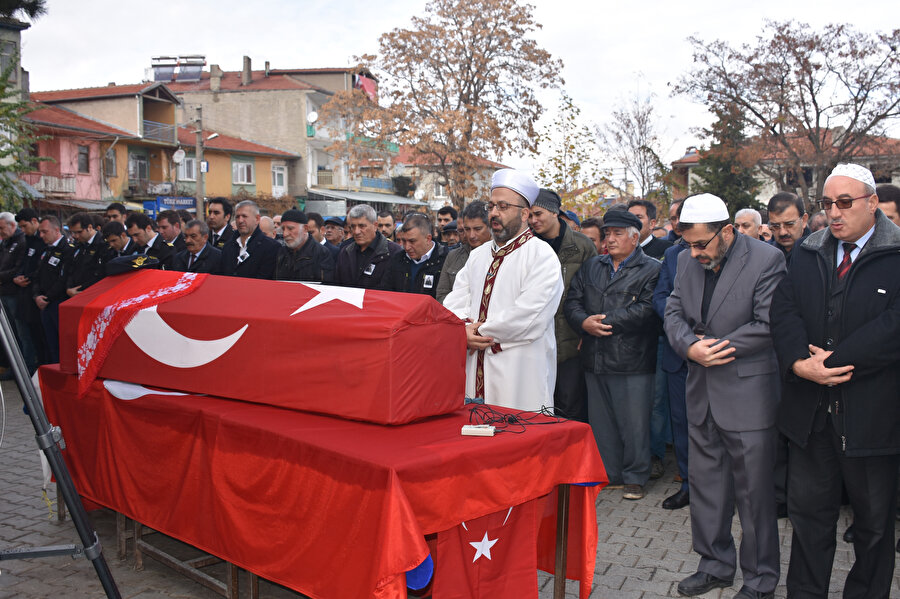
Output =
[{"x1": 3, "y1": 163, "x2": 899, "y2": 599}]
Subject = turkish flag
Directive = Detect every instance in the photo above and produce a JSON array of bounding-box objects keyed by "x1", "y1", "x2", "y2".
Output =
[
  {"x1": 536, "y1": 485, "x2": 600, "y2": 598},
  {"x1": 433, "y1": 500, "x2": 538, "y2": 598}
]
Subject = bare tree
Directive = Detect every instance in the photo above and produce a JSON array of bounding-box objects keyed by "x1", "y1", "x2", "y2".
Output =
[
  {"x1": 598, "y1": 93, "x2": 669, "y2": 199},
  {"x1": 319, "y1": 0, "x2": 563, "y2": 208},
  {"x1": 533, "y1": 91, "x2": 603, "y2": 194},
  {"x1": 675, "y1": 20, "x2": 900, "y2": 201}
]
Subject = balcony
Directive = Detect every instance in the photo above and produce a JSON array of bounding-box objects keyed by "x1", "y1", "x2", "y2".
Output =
[
  {"x1": 143, "y1": 119, "x2": 176, "y2": 143},
  {"x1": 316, "y1": 170, "x2": 335, "y2": 187},
  {"x1": 33, "y1": 174, "x2": 76, "y2": 195},
  {"x1": 124, "y1": 179, "x2": 175, "y2": 197}
]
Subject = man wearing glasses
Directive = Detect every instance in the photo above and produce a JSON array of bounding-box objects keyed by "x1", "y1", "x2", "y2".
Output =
[
  {"x1": 771, "y1": 163, "x2": 900, "y2": 598},
  {"x1": 664, "y1": 194, "x2": 785, "y2": 599},
  {"x1": 443, "y1": 169, "x2": 562, "y2": 411},
  {"x1": 767, "y1": 192, "x2": 810, "y2": 268}
]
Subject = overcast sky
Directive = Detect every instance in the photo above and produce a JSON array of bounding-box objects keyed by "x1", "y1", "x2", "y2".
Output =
[{"x1": 19, "y1": 0, "x2": 894, "y2": 186}]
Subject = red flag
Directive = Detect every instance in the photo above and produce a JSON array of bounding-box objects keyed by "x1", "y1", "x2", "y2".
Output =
[
  {"x1": 536, "y1": 485, "x2": 601, "y2": 598},
  {"x1": 433, "y1": 500, "x2": 538, "y2": 598}
]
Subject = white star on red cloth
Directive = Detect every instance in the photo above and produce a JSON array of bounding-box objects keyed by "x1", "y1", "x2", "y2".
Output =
[
  {"x1": 290, "y1": 283, "x2": 366, "y2": 315},
  {"x1": 469, "y1": 532, "x2": 498, "y2": 562}
]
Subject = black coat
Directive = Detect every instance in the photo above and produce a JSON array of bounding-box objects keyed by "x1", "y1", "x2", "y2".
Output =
[
  {"x1": 334, "y1": 232, "x2": 402, "y2": 289},
  {"x1": 67, "y1": 233, "x2": 108, "y2": 291},
  {"x1": 379, "y1": 242, "x2": 448, "y2": 297},
  {"x1": 652, "y1": 241, "x2": 688, "y2": 373},
  {"x1": 172, "y1": 244, "x2": 223, "y2": 274},
  {"x1": 210, "y1": 226, "x2": 235, "y2": 251},
  {"x1": 142, "y1": 235, "x2": 175, "y2": 270},
  {"x1": 33, "y1": 237, "x2": 74, "y2": 303},
  {"x1": 771, "y1": 211, "x2": 900, "y2": 456},
  {"x1": 642, "y1": 235, "x2": 673, "y2": 260},
  {"x1": 563, "y1": 247, "x2": 661, "y2": 374},
  {"x1": 274, "y1": 237, "x2": 335, "y2": 283},
  {"x1": 0, "y1": 228, "x2": 26, "y2": 296},
  {"x1": 220, "y1": 226, "x2": 279, "y2": 279}
]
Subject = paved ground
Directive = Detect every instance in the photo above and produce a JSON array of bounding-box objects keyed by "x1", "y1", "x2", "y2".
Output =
[{"x1": 1, "y1": 379, "x2": 898, "y2": 598}]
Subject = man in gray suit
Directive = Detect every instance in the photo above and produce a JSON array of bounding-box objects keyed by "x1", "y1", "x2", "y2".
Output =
[{"x1": 664, "y1": 194, "x2": 786, "y2": 599}]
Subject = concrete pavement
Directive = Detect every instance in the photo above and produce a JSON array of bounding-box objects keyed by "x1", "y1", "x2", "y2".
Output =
[{"x1": 1, "y1": 380, "x2": 897, "y2": 598}]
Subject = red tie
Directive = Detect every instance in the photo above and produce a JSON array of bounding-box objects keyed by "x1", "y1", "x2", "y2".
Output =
[{"x1": 836, "y1": 243, "x2": 857, "y2": 280}]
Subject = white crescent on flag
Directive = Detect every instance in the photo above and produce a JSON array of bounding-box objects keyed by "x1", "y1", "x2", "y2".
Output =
[{"x1": 124, "y1": 305, "x2": 248, "y2": 368}]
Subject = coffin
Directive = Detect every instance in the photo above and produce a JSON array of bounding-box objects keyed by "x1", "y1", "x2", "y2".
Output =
[{"x1": 59, "y1": 270, "x2": 466, "y2": 424}]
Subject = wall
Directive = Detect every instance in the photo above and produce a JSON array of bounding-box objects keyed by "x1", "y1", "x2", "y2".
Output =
[{"x1": 51, "y1": 97, "x2": 139, "y2": 135}]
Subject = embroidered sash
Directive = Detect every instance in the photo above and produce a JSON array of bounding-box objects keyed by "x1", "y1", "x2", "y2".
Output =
[{"x1": 474, "y1": 228, "x2": 533, "y2": 398}]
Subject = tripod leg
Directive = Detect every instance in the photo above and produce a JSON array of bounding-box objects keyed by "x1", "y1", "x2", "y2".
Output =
[{"x1": 0, "y1": 301, "x2": 121, "y2": 599}]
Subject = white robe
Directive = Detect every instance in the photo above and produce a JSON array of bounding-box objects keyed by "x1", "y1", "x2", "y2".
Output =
[{"x1": 443, "y1": 231, "x2": 563, "y2": 411}]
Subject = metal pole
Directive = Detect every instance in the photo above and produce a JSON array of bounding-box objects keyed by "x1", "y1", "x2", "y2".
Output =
[
  {"x1": 0, "y1": 303, "x2": 121, "y2": 599},
  {"x1": 195, "y1": 106, "x2": 205, "y2": 221}
]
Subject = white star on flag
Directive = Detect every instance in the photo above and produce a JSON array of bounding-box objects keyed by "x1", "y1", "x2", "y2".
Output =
[
  {"x1": 290, "y1": 283, "x2": 366, "y2": 315},
  {"x1": 469, "y1": 532, "x2": 498, "y2": 562}
]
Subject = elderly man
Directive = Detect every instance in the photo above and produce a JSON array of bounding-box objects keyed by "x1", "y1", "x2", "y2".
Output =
[
  {"x1": 768, "y1": 192, "x2": 810, "y2": 268},
  {"x1": 258, "y1": 216, "x2": 277, "y2": 239},
  {"x1": 380, "y1": 213, "x2": 448, "y2": 296},
  {"x1": 441, "y1": 220, "x2": 460, "y2": 247},
  {"x1": 221, "y1": 200, "x2": 279, "y2": 279},
  {"x1": 564, "y1": 210, "x2": 660, "y2": 499},
  {"x1": 172, "y1": 220, "x2": 222, "y2": 274},
  {"x1": 436, "y1": 201, "x2": 491, "y2": 303},
  {"x1": 771, "y1": 164, "x2": 900, "y2": 598},
  {"x1": 444, "y1": 169, "x2": 562, "y2": 411},
  {"x1": 334, "y1": 205, "x2": 401, "y2": 289},
  {"x1": 664, "y1": 194, "x2": 785, "y2": 599},
  {"x1": 125, "y1": 213, "x2": 174, "y2": 269},
  {"x1": 530, "y1": 188, "x2": 597, "y2": 422},
  {"x1": 734, "y1": 208, "x2": 762, "y2": 240},
  {"x1": 0, "y1": 212, "x2": 27, "y2": 378},
  {"x1": 323, "y1": 216, "x2": 346, "y2": 250},
  {"x1": 207, "y1": 197, "x2": 235, "y2": 250},
  {"x1": 274, "y1": 210, "x2": 334, "y2": 283}
]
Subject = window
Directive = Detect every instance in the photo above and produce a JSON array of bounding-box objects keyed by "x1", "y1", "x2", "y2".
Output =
[
  {"x1": 177, "y1": 157, "x2": 197, "y2": 181},
  {"x1": 434, "y1": 182, "x2": 448, "y2": 198},
  {"x1": 128, "y1": 154, "x2": 149, "y2": 180},
  {"x1": 77, "y1": 146, "x2": 90, "y2": 174},
  {"x1": 1, "y1": 41, "x2": 17, "y2": 82},
  {"x1": 232, "y1": 161, "x2": 254, "y2": 184},
  {"x1": 104, "y1": 150, "x2": 116, "y2": 177}
]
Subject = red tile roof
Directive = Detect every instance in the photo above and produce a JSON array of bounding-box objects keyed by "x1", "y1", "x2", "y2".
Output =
[
  {"x1": 26, "y1": 104, "x2": 136, "y2": 138},
  {"x1": 31, "y1": 82, "x2": 169, "y2": 103},
  {"x1": 164, "y1": 71, "x2": 323, "y2": 93},
  {"x1": 176, "y1": 127, "x2": 297, "y2": 158}
]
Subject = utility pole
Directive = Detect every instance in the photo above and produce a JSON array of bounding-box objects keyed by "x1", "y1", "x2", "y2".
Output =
[{"x1": 194, "y1": 106, "x2": 205, "y2": 220}]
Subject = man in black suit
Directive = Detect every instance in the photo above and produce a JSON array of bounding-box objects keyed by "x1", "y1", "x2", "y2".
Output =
[
  {"x1": 125, "y1": 213, "x2": 174, "y2": 270},
  {"x1": 220, "y1": 200, "x2": 279, "y2": 279},
  {"x1": 172, "y1": 220, "x2": 222, "y2": 274},
  {"x1": 65, "y1": 212, "x2": 108, "y2": 296},
  {"x1": 157, "y1": 210, "x2": 187, "y2": 252},
  {"x1": 207, "y1": 197, "x2": 235, "y2": 251},
  {"x1": 102, "y1": 221, "x2": 138, "y2": 260},
  {"x1": 628, "y1": 199, "x2": 673, "y2": 259}
]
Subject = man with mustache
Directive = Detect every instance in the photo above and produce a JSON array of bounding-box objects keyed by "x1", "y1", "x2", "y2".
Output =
[
  {"x1": 767, "y1": 192, "x2": 810, "y2": 268},
  {"x1": 664, "y1": 194, "x2": 785, "y2": 599},
  {"x1": 443, "y1": 169, "x2": 562, "y2": 411}
]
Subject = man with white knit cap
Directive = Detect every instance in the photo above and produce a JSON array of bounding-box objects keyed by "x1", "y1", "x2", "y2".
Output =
[
  {"x1": 443, "y1": 169, "x2": 563, "y2": 411},
  {"x1": 771, "y1": 163, "x2": 900, "y2": 598},
  {"x1": 664, "y1": 193, "x2": 785, "y2": 599}
]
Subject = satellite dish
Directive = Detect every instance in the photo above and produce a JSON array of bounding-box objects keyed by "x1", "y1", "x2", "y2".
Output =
[
  {"x1": 172, "y1": 149, "x2": 186, "y2": 164},
  {"x1": 414, "y1": 189, "x2": 425, "y2": 201},
  {"x1": 308, "y1": 111, "x2": 319, "y2": 124}
]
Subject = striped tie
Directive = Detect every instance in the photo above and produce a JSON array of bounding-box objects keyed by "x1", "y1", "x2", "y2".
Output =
[{"x1": 836, "y1": 242, "x2": 857, "y2": 280}]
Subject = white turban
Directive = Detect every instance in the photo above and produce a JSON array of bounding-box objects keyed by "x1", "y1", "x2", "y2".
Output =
[
  {"x1": 680, "y1": 193, "x2": 729, "y2": 224},
  {"x1": 490, "y1": 169, "x2": 539, "y2": 205},
  {"x1": 825, "y1": 163, "x2": 876, "y2": 192}
]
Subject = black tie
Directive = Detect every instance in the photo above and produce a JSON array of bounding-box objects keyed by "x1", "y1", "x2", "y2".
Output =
[
  {"x1": 188, "y1": 254, "x2": 196, "y2": 270},
  {"x1": 212, "y1": 233, "x2": 219, "y2": 246}
]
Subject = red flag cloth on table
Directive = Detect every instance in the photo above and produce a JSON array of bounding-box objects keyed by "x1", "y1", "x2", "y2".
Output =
[
  {"x1": 537, "y1": 485, "x2": 602, "y2": 598},
  {"x1": 75, "y1": 270, "x2": 207, "y2": 396},
  {"x1": 433, "y1": 500, "x2": 539, "y2": 598}
]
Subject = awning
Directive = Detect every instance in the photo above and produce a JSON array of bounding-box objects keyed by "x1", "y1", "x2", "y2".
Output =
[
  {"x1": 2, "y1": 174, "x2": 44, "y2": 199},
  {"x1": 35, "y1": 198, "x2": 106, "y2": 210},
  {"x1": 308, "y1": 186, "x2": 426, "y2": 207}
]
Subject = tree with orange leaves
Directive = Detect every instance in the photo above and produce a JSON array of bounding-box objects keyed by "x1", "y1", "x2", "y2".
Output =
[{"x1": 319, "y1": 0, "x2": 562, "y2": 209}]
